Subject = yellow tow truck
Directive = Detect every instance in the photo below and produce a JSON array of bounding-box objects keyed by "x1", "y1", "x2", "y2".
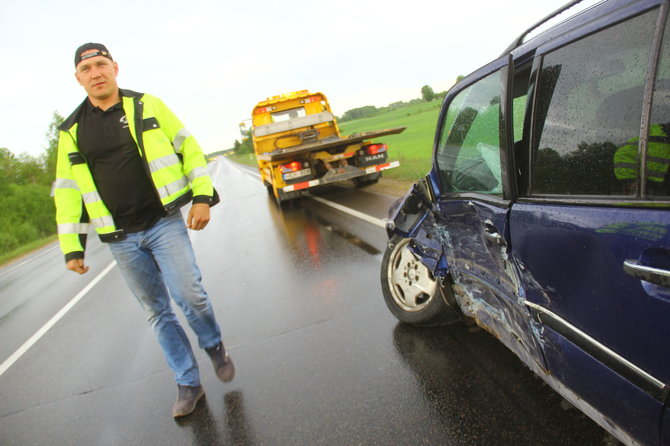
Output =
[{"x1": 251, "y1": 90, "x2": 405, "y2": 204}]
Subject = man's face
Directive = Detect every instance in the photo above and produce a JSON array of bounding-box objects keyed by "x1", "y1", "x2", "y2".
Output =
[{"x1": 75, "y1": 54, "x2": 119, "y2": 102}]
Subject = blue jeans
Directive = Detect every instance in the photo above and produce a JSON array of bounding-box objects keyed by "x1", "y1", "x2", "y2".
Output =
[{"x1": 108, "y1": 211, "x2": 221, "y2": 386}]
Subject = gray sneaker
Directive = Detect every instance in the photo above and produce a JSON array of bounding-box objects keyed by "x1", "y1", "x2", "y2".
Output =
[
  {"x1": 206, "y1": 342, "x2": 235, "y2": 382},
  {"x1": 172, "y1": 385, "x2": 205, "y2": 418}
]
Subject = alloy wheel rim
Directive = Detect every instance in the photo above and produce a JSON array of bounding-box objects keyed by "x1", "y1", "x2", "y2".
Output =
[{"x1": 387, "y1": 238, "x2": 437, "y2": 312}]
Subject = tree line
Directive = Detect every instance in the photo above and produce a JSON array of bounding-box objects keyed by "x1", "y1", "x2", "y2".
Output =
[
  {"x1": 0, "y1": 112, "x2": 62, "y2": 256},
  {"x1": 339, "y1": 84, "x2": 448, "y2": 122}
]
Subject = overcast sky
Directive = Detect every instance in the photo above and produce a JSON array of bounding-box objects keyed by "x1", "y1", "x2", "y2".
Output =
[{"x1": 1, "y1": 0, "x2": 585, "y2": 158}]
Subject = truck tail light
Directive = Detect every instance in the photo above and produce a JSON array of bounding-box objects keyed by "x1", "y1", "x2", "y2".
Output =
[
  {"x1": 253, "y1": 106, "x2": 276, "y2": 114},
  {"x1": 300, "y1": 96, "x2": 323, "y2": 104},
  {"x1": 280, "y1": 161, "x2": 314, "y2": 183},
  {"x1": 364, "y1": 144, "x2": 388, "y2": 155},
  {"x1": 280, "y1": 161, "x2": 307, "y2": 173}
]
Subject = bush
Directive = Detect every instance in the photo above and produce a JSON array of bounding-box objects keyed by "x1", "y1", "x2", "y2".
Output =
[
  {"x1": 12, "y1": 222, "x2": 38, "y2": 246},
  {"x1": 0, "y1": 183, "x2": 55, "y2": 255},
  {"x1": 0, "y1": 232, "x2": 19, "y2": 254}
]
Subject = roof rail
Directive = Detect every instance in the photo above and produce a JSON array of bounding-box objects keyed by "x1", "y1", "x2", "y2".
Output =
[{"x1": 501, "y1": 0, "x2": 585, "y2": 55}]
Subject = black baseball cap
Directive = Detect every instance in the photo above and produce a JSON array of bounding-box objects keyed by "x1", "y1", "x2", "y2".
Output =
[{"x1": 74, "y1": 43, "x2": 113, "y2": 68}]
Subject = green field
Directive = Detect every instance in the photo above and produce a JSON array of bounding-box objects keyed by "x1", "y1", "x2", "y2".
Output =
[{"x1": 339, "y1": 101, "x2": 442, "y2": 181}]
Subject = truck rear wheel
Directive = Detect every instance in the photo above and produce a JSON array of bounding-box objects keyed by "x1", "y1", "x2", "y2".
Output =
[
  {"x1": 274, "y1": 188, "x2": 302, "y2": 207},
  {"x1": 354, "y1": 172, "x2": 381, "y2": 188},
  {"x1": 275, "y1": 190, "x2": 286, "y2": 206}
]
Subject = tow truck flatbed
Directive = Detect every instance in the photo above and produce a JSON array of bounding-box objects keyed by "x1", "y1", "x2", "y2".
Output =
[{"x1": 257, "y1": 127, "x2": 406, "y2": 162}]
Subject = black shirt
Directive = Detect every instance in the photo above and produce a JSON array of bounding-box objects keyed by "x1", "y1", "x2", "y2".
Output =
[{"x1": 77, "y1": 98, "x2": 165, "y2": 233}]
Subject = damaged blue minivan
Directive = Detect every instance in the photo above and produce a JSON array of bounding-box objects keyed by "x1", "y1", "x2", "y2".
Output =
[{"x1": 381, "y1": 0, "x2": 670, "y2": 444}]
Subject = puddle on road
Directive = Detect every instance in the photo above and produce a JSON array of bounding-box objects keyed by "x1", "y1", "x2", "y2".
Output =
[
  {"x1": 266, "y1": 194, "x2": 382, "y2": 258},
  {"x1": 302, "y1": 208, "x2": 381, "y2": 256}
]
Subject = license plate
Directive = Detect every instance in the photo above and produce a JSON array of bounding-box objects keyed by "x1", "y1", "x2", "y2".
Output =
[{"x1": 283, "y1": 168, "x2": 311, "y2": 181}]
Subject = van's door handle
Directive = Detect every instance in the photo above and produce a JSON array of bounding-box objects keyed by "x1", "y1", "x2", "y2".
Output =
[
  {"x1": 623, "y1": 260, "x2": 670, "y2": 288},
  {"x1": 483, "y1": 221, "x2": 506, "y2": 248}
]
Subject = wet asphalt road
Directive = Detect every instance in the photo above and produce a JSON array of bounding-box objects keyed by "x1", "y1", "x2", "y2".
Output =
[{"x1": 0, "y1": 158, "x2": 616, "y2": 445}]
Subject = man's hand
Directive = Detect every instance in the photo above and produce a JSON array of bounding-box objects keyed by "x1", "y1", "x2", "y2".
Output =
[
  {"x1": 187, "y1": 203, "x2": 211, "y2": 230},
  {"x1": 66, "y1": 258, "x2": 89, "y2": 275}
]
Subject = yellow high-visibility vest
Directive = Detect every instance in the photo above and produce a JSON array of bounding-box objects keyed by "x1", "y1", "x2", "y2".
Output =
[
  {"x1": 54, "y1": 89, "x2": 217, "y2": 259},
  {"x1": 614, "y1": 123, "x2": 670, "y2": 183}
]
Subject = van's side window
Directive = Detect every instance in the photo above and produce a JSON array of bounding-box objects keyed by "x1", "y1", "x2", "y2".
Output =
[
  {"x1": 648, "y1": 13, "x2": 670, "y2": 197},
  {"x1": 435, "y1": 70, "x2": 503, "y2": 195},
  {"x1": 531, "y1": 9, "x2": 658, "y2": 196}
]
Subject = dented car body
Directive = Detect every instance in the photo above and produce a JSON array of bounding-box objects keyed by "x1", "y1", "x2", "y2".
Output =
[{"x1": 381, "y1": 1, "x2": 670, "y2": 445}]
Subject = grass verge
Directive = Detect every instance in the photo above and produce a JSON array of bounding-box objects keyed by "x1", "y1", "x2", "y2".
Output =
[
  {"x1": 339, "y1": 100, "x2": 440, "y2": 181},
  {"x1": 226, "y1": 152, "x2": 257, "y2": 167},
  {"x1": 0, "y1": 234, "x2": 58, "y2": 268}
]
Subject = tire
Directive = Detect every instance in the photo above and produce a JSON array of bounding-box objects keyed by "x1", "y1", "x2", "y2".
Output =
[
  {"x1": 354, "y1": 172, "x2": 381, "y2": 188},
  {"x1": 275, "y1": 189, "x2": 286, "y2": 207},
  {"x1": 274, "y1": 188, "x2": 301, "y2": 207},
  {"x1": 264, "y1": 179, "x2": 289, "y2": 206},
  {"x1": 381, "y1": 235, "x2": 460, "y2": 326},
  {"x1": 266, "y1": 183, "x2": 286, "y2": 207}
]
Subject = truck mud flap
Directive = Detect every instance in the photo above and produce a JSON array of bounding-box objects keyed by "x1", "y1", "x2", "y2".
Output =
[{"x1": 282, "y1": 161, "x2": 399, "y2": 192}]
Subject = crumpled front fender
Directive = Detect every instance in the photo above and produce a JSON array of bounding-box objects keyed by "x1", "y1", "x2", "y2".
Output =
[{"x1": 386, "y1": 179, "x2": 449, "y2": 279}]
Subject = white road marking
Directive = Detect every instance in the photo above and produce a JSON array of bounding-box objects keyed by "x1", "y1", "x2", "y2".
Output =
[
  {"x1": 0, "y1": 260, "x2": 117, "y2": 377},
  {"x1": 306, "y1": 194, "x2": 386, "y2": 228},
  {"x1": 226, "y1": 159, "x2": 386, "y2": 228}
]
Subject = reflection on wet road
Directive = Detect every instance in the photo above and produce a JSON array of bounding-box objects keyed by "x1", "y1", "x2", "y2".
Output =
[{"x1": 0, "y1": 158, "x2": 615, "y2": 445}]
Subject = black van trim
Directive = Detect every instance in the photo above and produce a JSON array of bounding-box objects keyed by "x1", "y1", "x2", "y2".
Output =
[
  {"x1": 640, "y1": 1, "x2": 669, "y2": 196},
  {"x1": 503, "y1": 0, "x2": 586, "y2": 54},
  {"x1": 438, "y1": 193, "x2": 512, "y2": 209},
  {"x1": 525, "y1": 300, "x2": 669, "y2": 404},
  {"x1": 516, "y1": 196, "x2": 670, "y2": 208}
]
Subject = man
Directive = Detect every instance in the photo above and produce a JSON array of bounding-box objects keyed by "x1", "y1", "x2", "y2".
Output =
[
  {"x1": 614, "y1": 123, "x2": 670, "y2": 194},
  {"x1": 54, "y1": 43, "x2": 234, "y2": 418}
]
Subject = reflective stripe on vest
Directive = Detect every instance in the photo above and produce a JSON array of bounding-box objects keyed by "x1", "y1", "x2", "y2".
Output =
[
  {"x1": 81, "y1": 190, "x2": 103, "y2": 205},
  {"x1": 614, "y1": 162, "x2": 638, "y2": 170},
  {"x1": 78, "y1": 191, "x2": 114, "y2": 228},
  {"x1": 149, "y1": 153, "x2": 180, "y2": 172},
  {"x1": 54, "y1": 178, "x2": 79, "y2": 190},
  {"x1": 158, "y1": 177, "x2": 189, "y2": 201},
  {"x1": 647, "y1": 153, "x2": 670, "y2": 181},
  {"x1": 58, "y1": 222, "x2": 89, "y2": 235},
  {"x1": 613, "y1": 141, "x2": 639, "y2": 180},
  {"x1": 173, "y1": 128, "x2": 191, "y2": 153},
  {"x1": 90, "y1": 215, "x2": 115, "y2": 229},
  {"x1": 146, "y1": 153, "x2": 191, "y2": 200},
  {"x1": 187, "y1": 166, "x2": 208, "y2": 183},
  {"x1": 649, "y1": 155, "x2": 670, "y2": 165}
]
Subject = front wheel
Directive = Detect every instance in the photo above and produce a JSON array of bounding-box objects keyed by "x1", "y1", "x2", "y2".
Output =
[{"x1": 381, "y1": 235, "x2": 460, "y2": 326}]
